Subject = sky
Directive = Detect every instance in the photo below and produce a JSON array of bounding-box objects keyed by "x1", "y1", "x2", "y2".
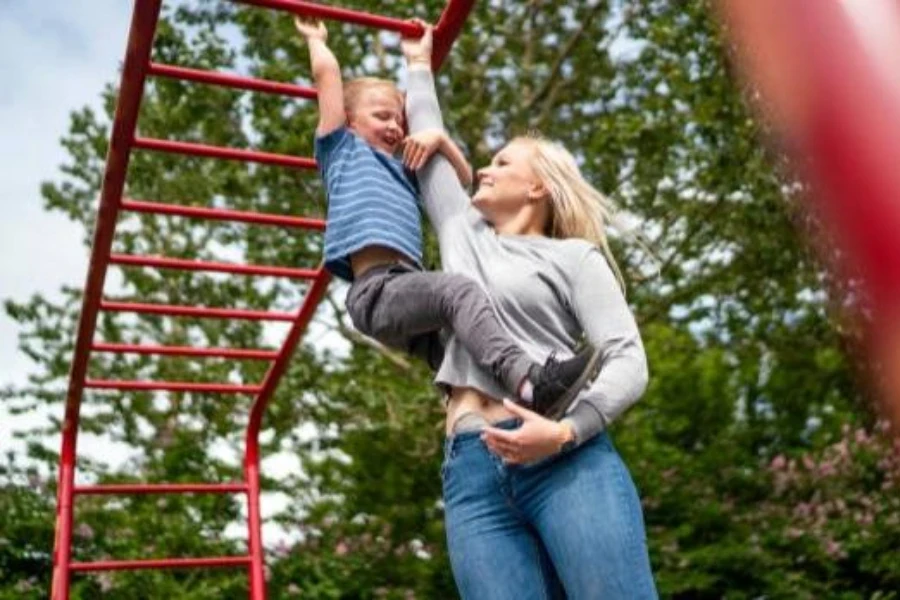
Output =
[{"x1": 0, "y1": 1, "x2": 134, "y2": 453}]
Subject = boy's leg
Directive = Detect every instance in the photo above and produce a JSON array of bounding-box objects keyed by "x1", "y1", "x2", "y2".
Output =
[{"x1": 351, "y1": 266, "x2": 533, "y2": 393}]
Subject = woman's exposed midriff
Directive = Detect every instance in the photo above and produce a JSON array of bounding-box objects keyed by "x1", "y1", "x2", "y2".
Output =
[{"x1": 445, "y1": 386, "x2": 517, "y2": 435}]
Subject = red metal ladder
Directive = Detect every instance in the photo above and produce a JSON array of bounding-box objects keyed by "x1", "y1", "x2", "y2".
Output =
[{"x1": 50, "y1": 1, "x2": 474, "y2": 598}]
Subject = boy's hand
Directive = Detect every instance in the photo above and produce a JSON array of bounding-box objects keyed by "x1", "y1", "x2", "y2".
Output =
[
  {"x1": 401, "y1": 19, "x2": 433, "y2": 66},
  {"x1": 294, "y1": 16, "x2": 327, "y2": 42},
  {"x1": 402, "y1": 130, "x2": 444, "y2": 171}
]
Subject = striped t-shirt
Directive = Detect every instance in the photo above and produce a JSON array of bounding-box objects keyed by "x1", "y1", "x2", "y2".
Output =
[{"x1": 314, "y1": 127, "x2": 423, "y2": 281}]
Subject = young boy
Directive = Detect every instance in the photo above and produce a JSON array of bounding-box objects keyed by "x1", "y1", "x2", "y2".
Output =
[{"x1": 295, "y1": 17, "x2": 599, "y2": 416}]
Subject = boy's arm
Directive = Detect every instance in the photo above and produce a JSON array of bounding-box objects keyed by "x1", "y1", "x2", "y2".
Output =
[
  {"x1": 295, "y1": 17, "x2": 345, "y2": 136},
  {"x1": 402, "y1": 130, "x2": 473, "y2": 189}
]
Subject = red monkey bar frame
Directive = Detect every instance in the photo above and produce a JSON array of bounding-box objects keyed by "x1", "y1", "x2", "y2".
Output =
[{"x1": 51, "y1": 1, "x2": 475, "y2": 598}]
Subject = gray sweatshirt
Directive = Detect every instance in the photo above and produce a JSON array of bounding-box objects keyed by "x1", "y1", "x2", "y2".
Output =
[{"x1": 406, "y1": 69, "x2": 648, "y2": 445}]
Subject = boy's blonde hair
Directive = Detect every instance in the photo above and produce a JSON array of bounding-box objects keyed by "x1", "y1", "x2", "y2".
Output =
[
  {"x1": 511, "y1": 134, "x2": 626, "y2": 292},
  {"x1": 343, "y1": 77, "x2": 404, "y2": 114}
]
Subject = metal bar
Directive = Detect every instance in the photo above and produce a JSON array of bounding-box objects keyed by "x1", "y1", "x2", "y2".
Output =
[
  {"x1": 122, "y1": 199, "x2": 326, "y2": 230},
  {"x1": 232, "y1": 0, "x2": 424, "y2": 36},
  {"x1": 100, "y1": 300, "x2": 296, "y2": 322},
  {"x1": 75, "y1": 482, "x2": 248, "y2": 495},
  {"x1": 70, "y1": 556, "x2": 251, "y2": 572},
  {"x1": 109, "y1": 253, "x2": 319, "y2": 279},
  {"x1": 133, "y1": 136, "x2": 317, "y2": 169},
  {"x1": 52, "y1": 2, "x2": 163, "y2": 599},
  {"x1": 91, "y1": 342, "x2": 278, "y2": 360},
  {"x1": 244, "y1": 269, "x2": 330, "y2": 599},
  {"x1": 432, "y1": 0, "x2": 477, "y2": 70},
  {"x1": 148, "y1": 62, "x2": 317, "y2": 99},
  {"x1": 85, "y1": 380, "x2": 262, "y2": 393}
]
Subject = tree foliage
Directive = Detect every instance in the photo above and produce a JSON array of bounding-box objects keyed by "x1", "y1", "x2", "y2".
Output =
[{"x1": 2, "y1": 1, "x2": 896, "y2": 598}]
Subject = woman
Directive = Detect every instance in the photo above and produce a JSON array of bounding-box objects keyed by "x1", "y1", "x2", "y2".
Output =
[{"x1": 401, "y1": 26, "x2": 658, "y2": 600}]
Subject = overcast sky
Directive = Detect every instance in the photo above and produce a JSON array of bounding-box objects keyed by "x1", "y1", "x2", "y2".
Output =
[{"x1": 0, "y1": 1, "x2": 134, "y2": 452}]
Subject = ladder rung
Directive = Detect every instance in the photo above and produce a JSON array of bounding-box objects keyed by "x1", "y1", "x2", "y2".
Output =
[
  {"x1": 133, "y1": 136, "x2": 317, "y2": 169},
  {"x1": 109, "y1": 253, "x2": 319, "y2": 279},
  {"x1": 149, "y1": 62, "x2": 317, "y2": 99},
  {"x1": 100, "y1": 300, "x2": 296, "y2": 322},
  {"x1": 91, "y1": 342, "x2": 278, "y2": 360},
  {"x1": 70, "y1": 556, "x2": 251, "y2": 572},
  {"x1": 122, "y1": 198, "x2": 326, "y2": 230},
  {"x1": 232, "y1": 0, "x2": 423, "y2": 35},
  {"x1": 74, "y1": 482, "x2": 248, "y2": 495},
  {"x1": 85, "y1": 380, "x2": 262, "y2": 393}
]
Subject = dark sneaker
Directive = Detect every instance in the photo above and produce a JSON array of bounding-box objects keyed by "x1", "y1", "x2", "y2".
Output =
[{"x1": 529, "y1": 347, "x2": 602, "y2": 419}]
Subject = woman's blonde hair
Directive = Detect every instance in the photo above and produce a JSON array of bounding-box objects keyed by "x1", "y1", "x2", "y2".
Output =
[
  {"x1": 511, "y1": 134, "x2": 626, "y2": 291},
  {"x1": 343, "y1": 77, "x2": 403, "y2": 114}
]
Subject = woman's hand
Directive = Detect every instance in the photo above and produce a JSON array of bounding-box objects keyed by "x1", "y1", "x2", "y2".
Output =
[
  {"x1": 402, "y1": 129, "x2": 445, "y2": 170},
  {"x1": 481, "y1": 400, "x2": 574, "y2": 465},
  {"x1": 294, "y1": 15, "x2": 327, "y2": 42},
  {"x1": 401, "y1": 19, "x2": 434, "y2": 66}
]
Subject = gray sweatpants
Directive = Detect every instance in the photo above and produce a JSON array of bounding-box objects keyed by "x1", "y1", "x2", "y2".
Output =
[{"x1": 345, "y1": 262, "x2": 533, "y2": 393}]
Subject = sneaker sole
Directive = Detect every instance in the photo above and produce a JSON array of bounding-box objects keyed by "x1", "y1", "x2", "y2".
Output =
[{"x1": 544, "y1": 348, "x2": 603, "y2": 421}]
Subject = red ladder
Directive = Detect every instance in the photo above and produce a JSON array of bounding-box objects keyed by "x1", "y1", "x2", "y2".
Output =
[{"x1": 51, "y1": 1, "x2": 474, "y2": 598}]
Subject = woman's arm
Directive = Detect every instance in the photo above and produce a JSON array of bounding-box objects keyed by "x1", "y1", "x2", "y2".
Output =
[
  {"x1": 402, "y1": 27, "x2": 471, "y2": 229},
  {"x1": 565, "y1": 249, "x2": 649, "y2": 444},
  {"x1": 402, "y1": 129, "x2": 473, "y2": 189}
]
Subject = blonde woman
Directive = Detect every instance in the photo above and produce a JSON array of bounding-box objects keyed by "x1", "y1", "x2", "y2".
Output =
[{"x1": 401, "y1": 26, "x2": 657, "y2": 599}]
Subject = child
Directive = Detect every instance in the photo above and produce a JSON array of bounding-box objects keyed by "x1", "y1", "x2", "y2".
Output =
[{"x1": 295, "y1": 17, "x2": 600, "y2": 416}]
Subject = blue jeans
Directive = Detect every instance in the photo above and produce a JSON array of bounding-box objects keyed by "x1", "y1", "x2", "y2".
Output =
[{"x1": 442, "y1": 419, "x2": 658, "y2": 600}]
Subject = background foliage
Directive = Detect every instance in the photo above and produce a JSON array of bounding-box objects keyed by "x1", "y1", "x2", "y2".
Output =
[{"x1": 2, "y1": 0, "x2": 898, "y2": 598}]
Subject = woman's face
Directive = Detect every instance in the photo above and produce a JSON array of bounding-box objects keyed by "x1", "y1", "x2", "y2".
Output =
[{"x1": 472, "y1": 141, "x2": 544, "y2": 227}]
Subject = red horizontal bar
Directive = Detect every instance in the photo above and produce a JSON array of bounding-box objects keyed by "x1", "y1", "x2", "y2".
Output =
[
  {"x1": 122, "y1": 199, "x2": 326, "y2": 230},
  {"x1": 91, "y1": 342, "x2": 278, "y2": 360},
  {"x1": 232, "y1": 0, "x2": 424, "y2": 36},
  {"x1": 84, "y1": 380, "x2": 262, "y2": 393},
  {"x1": 70, "y1": 556, "x2": 251, "y2": 572},
  {"x1": 109, "y1": 254, "x2": 319, "y2": 279},
  {"x1": 74, "y1": 482, "x2": 248, "y2": 495},
  {"x1": 149, "y1": 62, "x2": 317, "y2": 99},
  {"x1": 100, "y1": 301, "x2": 296, "y2": 322},
  {"x1": 133, "y1": 136, "x2": 317, "y2": 169}
]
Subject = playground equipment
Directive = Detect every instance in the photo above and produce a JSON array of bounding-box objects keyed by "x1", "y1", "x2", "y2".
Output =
[
  {"x1": 721, "y1": 0, "x2": 900, "y2": 426},
  {"x1": 50, "y1": 1, "x2": 473, "y2": 598}
]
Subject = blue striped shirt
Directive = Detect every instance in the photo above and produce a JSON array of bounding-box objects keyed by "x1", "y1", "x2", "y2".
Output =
[{"x1": 315, "y1": 127, "x2": 423, "y2": 281}]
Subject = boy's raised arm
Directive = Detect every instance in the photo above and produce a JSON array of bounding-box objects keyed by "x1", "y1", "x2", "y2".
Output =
[{"x1": 295, "y1": 17, "x2": 345, "y2": 136}]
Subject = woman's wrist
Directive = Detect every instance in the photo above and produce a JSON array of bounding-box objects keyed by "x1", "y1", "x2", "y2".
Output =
[{"x1": 557, "y1": 419, "x2": 577, "y2": 451}]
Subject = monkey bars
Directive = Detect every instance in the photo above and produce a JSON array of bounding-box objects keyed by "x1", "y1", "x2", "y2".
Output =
[{"x1": 50, "y1": 1, "x2": 475, "y2": 598}]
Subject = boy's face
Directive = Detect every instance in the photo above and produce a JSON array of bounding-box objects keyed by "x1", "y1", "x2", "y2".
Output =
[{"x1": 347, "y1": 87, "x2": 405, "y2": 154}]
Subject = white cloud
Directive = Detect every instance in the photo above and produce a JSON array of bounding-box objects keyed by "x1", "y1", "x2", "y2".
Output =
[{"x1": 0, "y1": 1, "x2": 133, "y2": 456}]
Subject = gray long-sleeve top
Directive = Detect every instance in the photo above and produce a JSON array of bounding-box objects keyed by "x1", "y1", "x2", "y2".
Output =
[{"x1": 406, "y1": 69, "x2": 648, "y2": 444}]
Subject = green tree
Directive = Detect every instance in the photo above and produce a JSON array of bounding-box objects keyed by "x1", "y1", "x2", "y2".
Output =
[{"x1": 3, "y1": 1, "x2": 895, "y2": 598}]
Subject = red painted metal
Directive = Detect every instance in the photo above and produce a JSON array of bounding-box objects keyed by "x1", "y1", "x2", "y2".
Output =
[
  {"x1": 149, "y1": 62, "x2": 317, "y2": 99},
  {"x1": 70, "y1": 556, "x2": 251, "y2": 572},
  {"x1": 51, "y1": 1, "x2": 163, "y2": 598},
  {"x1": 85, "y1": 379, "x2": 262, "y2": 393},
  {"x1": 100, "y1": 300, "x2": 296, "y2": 322},
  {"x1": 122, "y1": 199, "x2": 326, "y2": 230},
  {"x1": 432, "y1": 0, "x2": 477, "y2": 70},
  {"x1": 54, "y1": 0, "x2": 474, "y2": 598},
  {"x1": 243, "y1": 269, "x2": 330, "y2": 596},
  {"x1": 92, "y1": 342, "x2": 278, "y2": 360},
  {"x1": 133, "y1": 136, "x2": 317, "y2": 169},
  {"x1": 233, "y1": 0, "x2": 424, "y2": 36},
  {"x1": 109, "y1": 253, "x2": 319, "y2": 279},
  {"x1": 75, "y1": 482, "x2": 248, "y2": 495}
]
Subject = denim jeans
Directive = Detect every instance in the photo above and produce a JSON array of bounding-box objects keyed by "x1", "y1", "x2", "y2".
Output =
[{"x1": 442, "y1": 419, "x2": 658, "y2": 600}]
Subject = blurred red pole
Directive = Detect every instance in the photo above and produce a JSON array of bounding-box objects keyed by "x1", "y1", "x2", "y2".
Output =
[{"x1": 719, "y1": 1, "x2": 900, "y2": 427}]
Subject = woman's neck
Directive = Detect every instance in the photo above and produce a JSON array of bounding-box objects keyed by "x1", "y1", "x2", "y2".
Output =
[{"x1": 493, "y1": 211, "x2": 546, "y2": 237}]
